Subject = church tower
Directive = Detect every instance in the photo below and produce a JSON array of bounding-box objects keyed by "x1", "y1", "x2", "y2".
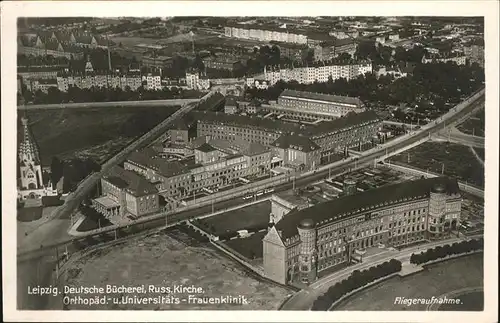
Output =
[
  {"x1": 19, "y1": 117, "x2": 44, "y2": 191},
  {"x1": 85, "y1": 55, "x2": 94, "y2": 74}
]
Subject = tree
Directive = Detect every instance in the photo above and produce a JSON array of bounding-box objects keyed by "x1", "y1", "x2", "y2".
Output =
[{"x1": 50, "y1": 156, "x2": 64, "y2": 186}]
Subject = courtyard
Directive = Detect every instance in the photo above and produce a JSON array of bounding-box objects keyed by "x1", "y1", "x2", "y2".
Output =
[
  {"x1": 195, "y1": 201, "x2": 271, "y2": 237},
  {"x1": 62, "y1": 229, "x2": 290, "y2": 310}
]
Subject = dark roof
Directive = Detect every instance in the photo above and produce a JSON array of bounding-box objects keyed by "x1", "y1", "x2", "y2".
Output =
[
  {"x1": 196, "y1": 143, "x2": 217, "y2": 153},
  {"x1": 303, "y1": 110, "x2": 381, "y2": 137},
  {"x1": 105, "y1": 166, "x2": 158, "y2": 197},
  {"x1": 279, "y1": 89, "x2": 363, "y2": 107},
  {"x1": 127, "y1": 149, "x2": 190, "y2": 178},
  {"x1": 195, "y1": 110, "x2": 380, "y2": 138},
  {"x1": 242, "y1": 142, "x2": 269, "y2": 156},
  {"x1": 275, "y1": 176, "x2": 460, "y2": 239},
  {"x1": 271, "y1": 134, "x2": 320, "y2": 152},
  {"x1": 194, "y1": 111, "x2": 301, "y2": 134}
]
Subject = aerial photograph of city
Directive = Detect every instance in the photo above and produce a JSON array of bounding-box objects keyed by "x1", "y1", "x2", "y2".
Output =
[{"x1": 10, "y1": 12, "x2": 493, "y2": 319}]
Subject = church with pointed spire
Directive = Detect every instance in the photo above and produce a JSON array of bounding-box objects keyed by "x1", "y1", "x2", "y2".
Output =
[{"x1": 18, "y1": 116, "x2": 57, "y2": 200}]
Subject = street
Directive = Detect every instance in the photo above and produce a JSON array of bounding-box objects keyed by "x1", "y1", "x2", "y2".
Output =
[{"x1": 16, "y1": 90, "x2": 484, "y2": 310}]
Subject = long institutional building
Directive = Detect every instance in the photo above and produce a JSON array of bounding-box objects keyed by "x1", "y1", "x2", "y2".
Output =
[
  {"x1": 262, "y1": 60, "x2": 372, "y2": 85},
  {"x1": 263, "y1": 177, "x2": 462, "y2": 285},
  {"x1": 93, "y1": 141, "x2": 272, "y2": 218},
  {"x1": 196, "y1": 108, "x2": 381, "y2": 165},
  {"x1": 271, "y1": 89, "x2": 365, "y2": 120}
]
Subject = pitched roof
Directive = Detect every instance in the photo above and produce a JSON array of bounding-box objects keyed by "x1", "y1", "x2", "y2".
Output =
[
  {"x1": 275, "y1": 177, "x2": 460, "y2": 240},
  {"x1": 242, "y1": 142, "x2": 270, "y2": 156},
  {"x1": 105, "y1": 166, "x2": 158, "y2": 197},
  {"x1": 127, "y1": 149, "x2": 190, "y2": 178},
  {"x1": 279, "y1": 89, "x2": 363, "y2": 107},
  {"x1": 303, "y1": 110, "x2": 381, "y2": 137},
  {"x1": 194, "y1": 110, "x2": 380, "y2": 138},
  {"x1": 271, "y1": 134, "x2": 320, "y2": 152},
  {"x1": 196, "y1": 143, "x2": 218, "y2": 153}
]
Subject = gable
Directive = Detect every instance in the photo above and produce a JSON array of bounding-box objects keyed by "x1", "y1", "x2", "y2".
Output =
[{"x1": 262, "y1": 226, "x2": 285, "y2": 247}]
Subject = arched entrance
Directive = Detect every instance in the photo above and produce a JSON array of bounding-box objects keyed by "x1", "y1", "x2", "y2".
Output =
[
  {"x1": 451, "y1": 220, "x2": 457, "y2": 230},
  {"x1": 29, "y1": 192, "x2": 36, "y2": 199},
  {"x1": 28, "y1": 183, "x2": 37, "y2": 190}
]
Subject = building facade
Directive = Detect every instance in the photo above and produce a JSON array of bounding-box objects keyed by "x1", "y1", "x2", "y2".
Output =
[
  {"x1": 224, "y1": 25, "x2": 309, "y2": 44},
  {"x1": 421, "y1": 54, "x2": 467, "y2": 65},
  {"x1": 56, "y1": 72, "x2": 143, "y2": 92},
  {"x1": 313, "y1": 39, "x2": 358, "y2": 61},
  {"x1": 263, "y1": 177, "x2": 462, "y2": 284},
  {"x1": 270, "y1": 134, "x2": 321, "y2": 171},
  {"x1": 93, "y1": 166, "x2": 160, "y2": 219},
  {"x1": 196, "y1": 110, "x2": 381, "y2": 162},
  {"x1": 263, "y1": 60, "x2": 372, "y2": 85},
  {"x1": 272, "y1": 89, "x2": 365, "y2": 120}
]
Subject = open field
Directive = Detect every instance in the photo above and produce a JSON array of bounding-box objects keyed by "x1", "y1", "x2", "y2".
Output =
[
  {"x1": 389, "y1": 142, "x2": 484, "y2": 188},
  {"x1": 63, "y1": 230, "x2": 289, "y2": 310},
  {"x1": 19, "y1": 106, "x2": 179, "y2": 165},
  {"x1": 196, "y1": 201, "x2": 271, "y2": 236},
  {"x1": 334, "y1": 253, "x2": 483, "y2": 311},
  {"x1": 457, "y1": 108, "x2": 485, "y2": 137}
]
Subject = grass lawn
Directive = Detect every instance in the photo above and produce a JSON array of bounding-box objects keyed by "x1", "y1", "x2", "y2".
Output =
[
  {"x1": 17, "y1": 207, "x2": 43, "y2": 222},
  {"x1": 196, "y1": 201, "x2": 271, "y2": 236},
  {"x1": 63, "y1": 231, "x2": 289, "y2": 310},
  {"x1": 223, "y1": 231, "x2": 267, "y2": 260},
  {"x1": 457, "y1": 108, "x2": 485, "y2": 137},
  {"x1": 334, "y1": 253, "x2": 483, "y2": 311},
  {"x1": 438, "y1": 291, "x2": 483, "y2": 311},
  {"x1": 389, "y1": 142, "x2": 484, "y2": 188},
  {"x1": 19, "y1": 106, "x2": 179, "y2": 165}
]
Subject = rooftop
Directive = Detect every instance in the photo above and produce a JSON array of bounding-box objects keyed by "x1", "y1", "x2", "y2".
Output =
[
  {"x1": 105, "y1": 166, "x2": 158, "y2": 197},
  {"x1": 275, "y1": 176, "x2": 460, "y2": 239},
  {"x1": 196, "y1": 143, "x2": 218, "y2": 153},
  {"x1": 127, "y1": 149, "x2": 191, "y2": 178},
  {"x1": 271, "y1": 134, "x2": 320, "y2": 153},
  {"x1": 279, "y1": 89, "x2": 363, "y2": 107},
  {"x1": 242, "y1": 142, "x2": 270, "y2": 156},
  {"x1": 195, "y1": 110, "x2": 380, "y2": 138}
]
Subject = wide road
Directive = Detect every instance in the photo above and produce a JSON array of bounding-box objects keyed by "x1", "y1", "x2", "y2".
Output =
[
  {"x1": 434, "y1": 126, "x2": 485, "y2": 148},
  {"x1": 17, "y1": 98, "x2": 201, "y2": 110},
  {"x1": 16, "y1": 89, "x2": 484, "y2": 309}
]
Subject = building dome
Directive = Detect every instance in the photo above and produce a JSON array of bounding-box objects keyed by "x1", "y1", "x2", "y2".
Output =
[
  {"x1": 298, "y1": 218, "x2": 315, "y2": 229},
  {"x1": 431, "y1": 183, "x2": 446, "y2": 193}
]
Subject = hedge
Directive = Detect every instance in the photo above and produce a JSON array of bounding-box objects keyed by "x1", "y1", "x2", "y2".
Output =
[
  {"x1": 410, "y1": 238, "x2": 484, "y2": 265},
  {"x1": 311, "y1": 259, "x2": 402, "y2": 311}
]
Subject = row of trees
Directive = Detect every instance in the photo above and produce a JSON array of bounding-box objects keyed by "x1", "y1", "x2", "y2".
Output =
[
  {"x1": 312, "y1": 259, "x2": 402, "y2": 311},
  {"x1": 19, "y1": 84, "x2": 199, "y2": 105},
  {"x1": 18, "y1": 54, "x2": 70, "y2": 67},
  {"x1": 410, "y1": 238, "x2": 484, "y2": 265},
  {"x1": 245, "y1": 61, "x2": 484, "y2": 121},
  {"x1": 50, "y1": 156, "x2": 101, "y2": 194}
]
